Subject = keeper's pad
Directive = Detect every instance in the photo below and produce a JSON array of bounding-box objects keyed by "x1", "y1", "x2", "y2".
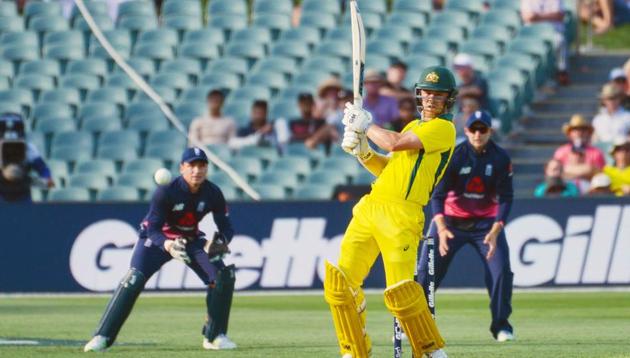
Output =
[
  {"x1": 384, "y1": 279, "x2": 445, "y2": 356},
  {"x1": 204, "y1": 265, "x2": 236, "y2": 341},
  {"x1": 324, "y1": 261, "x2": 371, "y2": 358},
  {"x1": 95, "y1": 268, "x2": 146, "y2": 346}
]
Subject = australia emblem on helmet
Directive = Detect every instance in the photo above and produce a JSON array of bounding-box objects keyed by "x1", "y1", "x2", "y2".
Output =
[{"x1": 425, "y1": 72, "x2": 439, "y2": 83}]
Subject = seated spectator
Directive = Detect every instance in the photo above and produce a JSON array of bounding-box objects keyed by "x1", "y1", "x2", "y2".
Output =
[
  {"x1": 587, "y1": 173, "x2": 615, "y2": 196},
  {"x1": 289, "y1": 93, "x2": 331, "y2": 150},
  {"x1": 326, "y1": 88, "x2": 354, "y2": 143},
  {"x1": 228, "y1": 100, "x2": 289, "y2": 154},
  {"x1": 453, "y1": 53, "x2": 490, "y2": 111},
  {"x1": 592, "y1": 83, "x2": 630, "y2": 146},
  {"x1": 314, "y1": 77, "x2": 343, "y2": 121},
  {"x1": 188, "y1": 90, "x2": 236, "y2": 146},
  {"x1": 621, "y1": 60, "x2": 630, "y2": 110},
  {"x1": 554, "y1": 114, "x2": 606, "y2": 192},
  {"x1": 362, "y1": 69, "x2": 399, "y2": 127},
  {"x1": 521, "y1": 0, "x2": 569, "y2": 85},
  {"x1": 380, "y1": 61, "x2": 412, "y2": 100},
  {"x1": 453, "y1": 96, "x2": 481, "y2": 143},
  {"x1": 602, "y1": 137, "x2": 630, "y2": 195},
  {"x1": 384, "y1": 98, "x2": 417, "y2": 132},
  {"x1": 534, "y1": 159, "x2": 580, "y2": 197},
  {"x1": 580, "y1": 0, "x2": 630, "y2": 34}
]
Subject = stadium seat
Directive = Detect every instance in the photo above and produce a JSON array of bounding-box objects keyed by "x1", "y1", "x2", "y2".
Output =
[
  {"x1": 89, "y1": 29, "x2": 132, "y2": 53},
  {"x1": 98, "y1": 129, "x2": 141, "y2": 150},
  {"x1": 408, "y1": 40, "x2": 450, "y2": 65},
  {"x1": 105, "y1": 73, "x2": 138, "y2": 94},
  {"x1": 74, "y1": 159, "x2": 117, "y2": 180},
  {"x1": 97, "y1": 145, "x2": 138, "y2": 163},
  {"x1": 318, "y1": 157, "x2": 360, "y2": 179},
  {"x1": 117, "y1": 16, "x2": 158, "y2": 41},
  {"x1": 164, "y1": 14, "x2": 202, "y2": 34},
  {"x1": 200, "y1": 72, "x2": 241, "y2": 92},
  {"x1": 299, "y1": 11, "x2": 337, "y2": 36},
  {"x1": 60, "y1": 74, "x2": 101, "y2": 99},
  {"x1": 150, "y1": 72, "x2": 190, "y2": 94},
  {"x1": 209, "y1": 14, "x2": 247, "y2": 37},
  {"x1": 292, "y1": 70, "x2": 333, "y2": 88},
  {"x1": 366, "y1": 40, "x2": 404, "y2": 62},
  {"x1": 115, "y1": 57, "x2": 155, "y2": 78},
  {"x1": 230, "y1": 86, "x2": 272, "y2": 102},
  {"x1": 206, "y1": 144, "x2": 233, "y2": 162},
  {"x1": 249, "y1": 183, "x2": 286, "y2": 200},
  {"x1": 293, "y1": 183, "x2": 334, "y2": 200},
  {"x1": 28, "y1": 16, "x2": 69, "y2": 38},
  {"x1": 373, "y1": 25, "x2": 414, "y2": 48},
  {"x1": 80, "y1": 115, "x2": 122, "y2": 134},
  {"x1": 179, "y1": 43, "x2": 220, "y2": 68},
  {"x1": 162, "y1": 0, "x2": 199, "y2": 17},
  {"x1": 66, "y1": 59, "x2": 108, "y2": 80},
  {"x1": 144, "y1": 144, "x2": 183, "y2": 164},
  {"x1": 236, "y1": 146, "x2": 278, "y2": 168},
  {"x1": 269, "y1": 99, "x2": 300, "y2": 120},
  {"x1": 134, "y1": 43, "x2": 174, "y2": 68},
  {"x1": 44, "y1": 30, "x2": 84, "y2": 50},
  {"x1": 472, "y1": 25, "x2": 513, "y2": 50},
  {"x1": 34, "y1": 116, "x2": 76, "y2": 135},
  {"x1": 459, "y1": 38, "x2": 502, "y2": 63},
  {"x1": 251, "y1": 56, "x2": 297, "y2": 80},
  {"x1": 123, "y1": 158, "x2": 164, "y2": 174},
  {"x1": 87, "y1": 87, "x2": 127, "y2": 108},
  {"x1": 247, "y1": 72, "x2": 288, "y2": 94},
  {"x1": 127, "y1": 114, "x2": 169, "y2": 133},
  {"x1": 257, "y1": 170, "x2": 299, "y2": 193},
  {"x1": 78, "y1": 102, "x2": 119, "y2": 121},
  {"x1": 174, "y1": 101, "x2": 207, "y2": 126},
  {"x1": 116, "y1": 173, "x2": 156, "y2": 192},
  {"x1": 302, "y1": 0, "x2": 340, "y2": 15},
  {"x1": 48, "y1": 187, "x2": 91, "y2": 202},
  {"x1": 45, "y1": 158, "x2": 70, "y2": 185},
  {"x1": 315, "y1": 40, "x2": 351, "y2": 62},
  {"x1": 146, "y1": 130, "x2": 187, "y2": 149},
  {"x1": 280, "y1": 27, "x2": 321, "y2": 49},
  {"x1": 24, "y1": 1, "x2": 62, "y2": 23},
  {"x1": 69, "y1": 173, "x2": 110, "y2": 191},
  {"x1": 50, "y1": 145, "x2": 91, "y2": 164},
  {"x1": 72, "y1": 13, "x2": 114, "y2": 32},
  {"x1": 445, "y1": 0, "x2": 485, "y2": 18},
  {"x1": 354, "y1": 171, "x2": 376, "y2": 185},
  {"x1": 206, "y1": 56, "x2": 249, "y2": 80},
  {"x1": 490, "y1": 0, "x2": 520, "y2": 11},
  {"x1": 70, "y1": 0, "x2": 108, "y2": 21},
  {"x1": 44, "y1": 45, "x2": 84, "y2": 72},
  {"x1": 132, "y1": 86, "x2": 177, "y2": 105},
  {"x1": 307, "y1": 169, "x2": 348, "y2": 187},
  {"x1": 0, "y1": 1, "x2": 17, "y2": 17},
  {"x1": 183, "y1": 28, "x2": 225, "y2": 48},
  {"x1": 40, "y1": 88, "x2": 80, "y2": 110},
  {"x1": 118, "y1": 1, "x2": 156, "y2": 19},
  {"x1": 425, "y1": 25, "x2": 466, "y2": 51},
  {"x1": 385, "y1": 12, "x2": 427, "y2": 36},
  {"x1": 231, "y1": 27, "x2": 273, "y2": 46},
  {"x1": 0, "y1": 15, "x2": 23, "y2": 33},
  {"x1": 225, "y1": 41, "x2": 266, "y2": 67},
  {"x1": 1, "y1": 31, "x2": 38, "y2": 48},
  {"x1": 52, "y1": 132, "x2": 93, "y2": 153},
  {"x1": 31, "y1": 103, "x2": 73, "y2": 123},
  {"x1": 97, "y1": 186, "x2": 140, "y2": 201},
  {"x1": 137, "y1": 28, "x2": 179, "y2": 48},
  {"x1": 229, "y1": 157, "x2": 264, "y2": 180},
  {"x1": 268, "y1": 157, "x2": 312, "y2": 179},
  {"x1": 480, "y1": 9, "x2": 522, "y2": 33},
  {"x1": 125, "y1": 101, "x2": 163, "y2": 121},
  {"x1": 0, "y1": 100, "x2": 24, "y2": 116},
  {"x1": 0, "y1": 59, "x2": 12, "y2": 79},
  {"x1": 0, "y1": 89, "x2": 33, "y2": 114},
  {"x1": 160, "y1": 58, "x2": 202, "y2": 82},
  {"x1": 270, "y1": 41, "x2": 311, "y2": 64},
  {"x1": 253, "y1": 0, "x2": 293, "y2": 15},
  {"x1": 1, "y1": 45, "x2": 39, "y2": 71},
  {"x1": 324, "y1": 27, "x2": 351, "y2": 42},
  {"x1": 252, "y1": 13, "x2": 291, "y2": 39}
]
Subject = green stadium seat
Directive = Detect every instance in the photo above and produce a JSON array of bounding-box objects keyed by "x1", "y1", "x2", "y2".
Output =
[
  {"x1": 225, "y1": 41, "x2": 266, "y2": 67},
  {"x1": 207, "y1": 171, "x2": 234, "y2": 188},
  {"x1": 19, "y1": 59, "x2": 61, "y2": 82},
  {"x1": 31, "y1": 103, "x2": 73, "y2": 123},
  {"x1": 472, "y1": 25, "x2": 513, "y2": 50},
  {"x1": 179, "y1": 43, "x2": 220, "y2": 68},
  {"x1": 247, "y1": 72, "x2": 288, "y2": 94},
  {"x1": 174, "y1": 103, "x2": 205, "y2": 127},
  {"x1": 89, "y1": 29, "x2": 131, "y2": 52},
  {"x1": 392, "y1": 0, "x2": 432, "y2": 15},
  {"x1": 70, "y1": 0, "x2": 108, "y2": 20},
  {"x1": 116, "y1": 173, "x2": 156, "y2": 192},
  {"x1": 280, "y1": 27, "x2": 321, "y2": 49},
  {"x1": 269, "y1": 99, "x2": 300, "y2": 120},
  {"x1": 206, "y1": 56, "x2": 249, "y2": 79},
  {"x1": 97, "y1": 186, "x2": 140, "y2": 201},
  {"x1": 0, "y1": 89, "x2": 34, "y2": 113},
  {"x1": 293, "y1": 183, "x2": 334, "y2": 200},
  {"x1": 98, "y1": 129, "x2": 141, "y2": 150},
  {"x1": 179, "y1": 87, "x2": 215, "y2": 104},
  {"x1": 495, "y1": 53, "x2": 541, "y2": 88},
  {"x1": 66, "y1": 59, "x2": 108, "y2": 80},
  {"x1": 69, "y1": 173, "x2": 110, "y2": 191},
  {"x1": 270, "y1": 41, "x2": 311, "y2": 63},
  {"x1": 365, "y1": 54, "x2": 391, "y2": 72},
  {"x1": 134, "y1": 43, "x2": 174, "y2": 68},
  {"x1": 117, "y1": 16, "x2": 158, "y2": 41},
  {"x1": 1, "y1": 31, "x2": 38, "y2": 48},
  {"x1": 52, "y1": 132, "x2": 93, "y2": 153},
  {"x1": 60, "y1": 74, "x2": 101, "y2": 99},
  {"x1": 221, "y1": 100, "x2": 251, "y2": 125},
  {"x1": 74, "y1": 159, "x2": 117, "y2": 179},
  {"x1": 0, "y1": 77, "x2": 7, "y2": 90},
  {"x1": 315, "y1": 40, "x2": 351, "y2": 62},
  {"x1": 183, "y1": 28, "x2": 225, "y2": 47},
  {"x1": 29, "y1": 15, "x2": 69, "y2": 36},
  {"x1": 302, "y1": 0, "x2": 340, "y2": 15},
  {"x1": 268, "y1": 157, "x2": 312, "y2": 179},
  {"x1": 147, "y1": 130, "x2": 187, "y2": 149},
  {"x1": 118, "y1": 1, "x2": 156, "y2": 18},
  {"x1": 40, "y1": 88, "x2": 80, "y2": 111},
  {"x1": 24, "y1": 1, "x2": 62, "y2": 23},
  {"x1": 123, "y1": 158, "x2": 164, "y2": 174},
  {"x1": 252, "y1": 13, "x2": 291, "y2": 39},
  {"x1": 48, "y1": 187, "x2": 91, "y2": 202},
  {"x1": 373, "y1": 25, "x2": 414, "y2": 47},
  {"x1": 366, "y1": 40, "x2": 404, "y2": 62},
  {"x1": 278, "y1": 85, "x2": 316, "y2": 103},
  {"x1": 518, "y1": 23, "x2": 558, "y2": 49},
  {"x1": 209, "y1": 15, "x2": 247, "y2": 36},
  {"x1": 257, "y1": 170, "x2": 299, "y2": 193},
  {"x1": 459, "y1": 39, "x2": 502, "y2": 63},
  {"x1": 0, "y1": 101, "x2": 23, "y2": 117},
  {"x1": 324, "y1": 27, "x2": 351, "y2": 42},
  {"x1": 97, "y1": 145, "x2": 138, "y2": 162},
  {"x1": 125, "y1": 101, "x2": 163, "y2": 121},
  {"x1": 490, "y1": 0, "x2": 520, "y2": 11},
  {"x1": 44, "y1": 30, "x2": 84, "y2": 49},
  {"x1": 299, "y1": 11, "x2": 337, "y2": 35},
  {"x1": 292, "y1": 70, "x2": 333, "y2": 88},
  {"x1": 354, "y1": 171, "x2": 376, "y2": 185},
  {"x1": 72, "y1": 13, "x2": 114, "y2": 32},
  {"x1": 318, "y1": 157, "x2": 360, "y2": 179},
  {"x1": 127, "y1": 115, "x2": 169, "y2": 133},
  {"x1": 34, "y1": 117, "x2": 77, "y2": 135},
  {"x1": 105, "y1": 73, "x2": 137, "y2": 94},
  {"x1": 445, "y1": 0, "x2": 485, "y2": 18},
  {"x1": 132, "y1": 86, "x2": 177, "y2": 104},
  {"x1": 144, "y1": 144, "x2": 183, "y2": 165},
  {"x1": 137, "y1": 28, "x2": 179, "y2": 48},
  {"x1": 200, "y1": 72, "x2": 241, "y2": 92},
  {"x1": 164, "y1": 14, "x2": 202, "y2": 33},
  {"x1": 50, "y1": 145, "x2": 91, "y2": 164},
  {"x1": 253, "y1": 0, "x2": 293, "y2": 15},
  {"x1": 45, "y1": 159, "x2": 70, "y2": 184},
  {"x1": 307, "y1": 169, "x2": 348, "y2": 186},
  {"x1": 249, "y1": 184, "x2": 286, "y2": 200},
  {"x1": 115, "y1": 57, "x2": 155, "y2": 79},
  {"x1": 162, "y1": 0, "x2": 199, "y2": 17},
  {"x1": 206, "y1": 144, "x2": 233, "y2": 162},
  {"x1": 87, "y1": 87, "x2": 127, "y2": 108},
  {"x1": 425, "y1": 25, "x2": 466, "y2": 51},
  {"x1": 160, "y1": 58, "x2": 202, "y2": 82},
  {"x1": 508, "y1": 38, "x2": 551, "y2": 75},
  {"x1": 230, "y1": 86, "x2": 272, "y2": 102},
  {"x1": 208, "y1": 0, "x2": 246, "y2": 16},
  {"x1": 285, "y1": 143, "x2": 325, "y2": 164},
  {"x1": 228, "y1": 157, "x2": 263, "y2": 180},
  {"x1": 0, "y1": 1, "x2": 17, "y2": 17},
  {"x1": 79, "y1": 102, "x2": 119, "y2": 121},
  {"x1": 480, "y1": 9, "x2": 522, "y2": 33},
  {"x1": 80, "y1": 115, "x2": 122, "y2": 134},
  {"x1": 236, "y1": 146, "x2": 278, "y2": 168},
  {"x1": 150, "y1": 72, "x2": 190, "y2": 93},
  {"x1": 43, "y1": 45, "x2": 84, "y2": 73},
  {"x1": 2, "y1": 45, "x2": 39, "y2": 71},
  {"x1": 232, "y1": 27, "x2": 273, "y2": 46},
  {"x1": 0, "y1": 16, "x2": 23, "y2": 33}
]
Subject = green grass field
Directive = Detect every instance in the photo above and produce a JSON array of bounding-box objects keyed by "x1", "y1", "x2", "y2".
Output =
[{"x1": 1, "y1": 291, "x2": 629, "y2": 357}]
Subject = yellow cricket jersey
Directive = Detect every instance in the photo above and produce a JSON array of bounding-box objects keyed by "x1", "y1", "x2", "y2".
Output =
[
  {"x1": 370, "y1": 115, "x2": 456, "y2": 205},
  {"x1": 603, "y1": 165, "x2": 630, "y2": 196}
]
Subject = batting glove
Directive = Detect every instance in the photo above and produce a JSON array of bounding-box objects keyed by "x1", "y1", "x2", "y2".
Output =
[
  {"x1": 342, "y1": 126, "x2": 374, "y2": 161},
  {"x1": 165, "y1": 237, "x2": 191, "y2": 264},
  {"x1": 342, "y1": 102, "x2": 373, "y2": 133}
]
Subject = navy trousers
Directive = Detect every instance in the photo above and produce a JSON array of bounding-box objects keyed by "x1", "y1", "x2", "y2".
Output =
[
  {"x1": 131, "y1": 237, "x2": 223, "y2": 286},
  {"x1": 417, "y1": 217, "x2": 514, "y2": 337}
]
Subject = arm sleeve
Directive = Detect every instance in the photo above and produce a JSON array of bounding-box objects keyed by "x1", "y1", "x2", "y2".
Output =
[
  {"x1": 496, "y1": 157, "x2": 514, "y2": 223},
  {"x1": 212, "y1": 189, "x2": 235, "y2": 242},
  {"x1": 430, "y1": 162, "x2": 453, "y2": 216},
  {"x1": 26, "y1": 143, "x2": 51, "y2": 179},
  {"x1": 146, "y1": 187, "x2": 170, "y2": 249},
  {"x1": 409, "y1": 119, "x2": 455, "y2": 154}
]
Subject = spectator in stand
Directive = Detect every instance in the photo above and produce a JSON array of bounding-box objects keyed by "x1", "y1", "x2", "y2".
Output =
[
  {"x1": 534, "y1": 159, "x2": 580, "y2": 197},
  {"x1": 362, "y1": 69, "x2": 399, "y2": 127},
  {"x1": 623, "y1": 59, "x2": 630, "y2": 110},
  {"x1": 289, "y1": 93, "x2": 331, "y2": 151},
  {"x1": 384, "y1": 97, "x2": 417, "y2": 132},
  {"x1": 228, "y1": 100, "x2": 289, "y2": 154},
  {"x1": 453, "y1": 53, "x2": 490, "y2": 111},
  {"x1": 454, "y1": 96, "x2": 481, "y2": 144},
  {"x1": 554, "y1": 114, "x2": 606, "y2": 192},
  {"x1": 326, "y1": 88, "x2": 354, "y2": 145},
  {"x1": 587, "y1": 173, "x2": 615, "y2": 196},
  {"x1": 592, "y1": 83, "x2": 630, "y2": 146},
  {"x1": 188, "y1": 90, "x2": 236, "y2": 146},
  {"x1": 521, "y1": 0, "x2": 570, "y2": 85},
  {"x1": 314, "y1": 77, "x2": 343, "y2": 121},
  {"x1": 579, "y1": 0, "x2": 630, "y2": 34},
  {"x1": 380, "y1": 61, "x2": 412, "y2": 100},
  {"x1": 602, "y1": 137, "x2": 630, "y2": 195}
]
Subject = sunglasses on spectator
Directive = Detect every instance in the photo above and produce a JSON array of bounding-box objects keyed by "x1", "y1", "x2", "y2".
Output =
[{"x1": 468, "y1": 126, "x2": 489, "y2": 134}]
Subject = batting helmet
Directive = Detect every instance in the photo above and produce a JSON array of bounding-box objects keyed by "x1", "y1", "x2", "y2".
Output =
[{"x1": 414, "y1": 66, "x2": 458, "y2": 115}]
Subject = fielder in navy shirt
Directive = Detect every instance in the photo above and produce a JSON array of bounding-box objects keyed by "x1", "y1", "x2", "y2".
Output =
[
  {"x1": 85, "y1": 147, "x2": 238, "y2": 352},
  {"x1": 417, "y1": 111, "x2": 516, "y2": 342}
]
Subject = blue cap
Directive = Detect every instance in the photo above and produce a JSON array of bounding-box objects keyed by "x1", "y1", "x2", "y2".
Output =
[
  {"x1": 466, "y1": 110, "x2": 492, "y2": 128},
  {"x1": 181, "y1": 147, "x2": 208, "y2": 163}
]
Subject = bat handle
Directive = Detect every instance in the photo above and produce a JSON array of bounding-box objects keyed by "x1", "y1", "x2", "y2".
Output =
[{"x1": 353, "y1": 97, "x2": 363, "y2": 109}]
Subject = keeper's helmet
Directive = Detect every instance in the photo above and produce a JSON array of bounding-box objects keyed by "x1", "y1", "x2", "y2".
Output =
[{"x1": 414, "y1": 66, "x2": 458, "y2": 115}]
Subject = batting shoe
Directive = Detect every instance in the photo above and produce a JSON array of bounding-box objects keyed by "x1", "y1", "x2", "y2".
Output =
[
  {"x1": 426, "y1": 348, "x2": 448, "y2": 358},
  {"x1": 83, "y1": 335, "x2": 108, "y2": 352},
  {"x1": 203, "y1": 334, "x2": 237, "y2": 350},
  {"x1": 496, "y1": 330, "x2": 515, "y2": 342}
]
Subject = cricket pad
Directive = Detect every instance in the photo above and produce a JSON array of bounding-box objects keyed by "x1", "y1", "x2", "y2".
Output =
[
  {"x1": 384, "y1": 279, "x2": 445, "y2": 356},
  {"x1": 204, "y1": 265, "x2": 236, "y2": 341},
  {"x1": 324, "y1": 261, "x2": 371, "y2": 358}
]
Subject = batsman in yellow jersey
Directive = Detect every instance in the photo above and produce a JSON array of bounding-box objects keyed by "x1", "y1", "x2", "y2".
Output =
[{"x1": 324, "y1": 66, "x2": 457, "y2": 358}]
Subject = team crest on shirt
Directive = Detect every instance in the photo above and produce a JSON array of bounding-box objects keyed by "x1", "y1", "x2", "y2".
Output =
[
  {"x1": 425, "y1": 72, "x2": 439, "y2": 83},
  {"x1": 459, "y1": 166, "x2": 471, "y2": 175},
  {"x1": 172, "y1": 203, "x2": 184, "y2": 211},
  {"x1": 197, "y1": 201, "x2": 205, "y2": 212},
  {"x1": 485, "y1": 164, "x2": 493, "y2": 176}
]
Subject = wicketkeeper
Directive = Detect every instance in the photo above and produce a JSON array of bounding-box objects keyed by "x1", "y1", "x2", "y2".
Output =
[
  {"x1": 417, "y1": 111, "x2": 515, "y2": 342},
  {"x1": 84, "y1": 147, "x2": 237, "y2": 352},
  {"x1": 324, "y1": 66, "x2": 457, "y2": 358}
]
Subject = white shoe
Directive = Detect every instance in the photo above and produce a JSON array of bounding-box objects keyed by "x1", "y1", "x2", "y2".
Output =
[
  {"x1": 83, "y1": 335, "x2": 108, "y2": 352},
  {"x1": 426, "y1": 348, "x2": 448, "y2": 358},
  {"x1": 496, "y1": 330, "x2": 514, "y2": 342},
  {"x1": 202, "y1": 334, "x2": 237, "y2": 350}
]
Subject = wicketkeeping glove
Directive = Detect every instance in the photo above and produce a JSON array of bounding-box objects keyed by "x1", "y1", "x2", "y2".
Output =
[
  {"x1": 165, "y1": 237, "x2": 191, "y2": 264},
  {"x1": 204, "y1": 232, "x2": 231, "y2": 262},
  {"x1": 342, "y1": 102, "x2": 373, "y2": 133}
]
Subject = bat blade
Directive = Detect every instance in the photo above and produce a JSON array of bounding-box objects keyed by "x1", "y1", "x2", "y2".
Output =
[{"x1": 350, "y1": 0, "x2": 366, "y2": 108}]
